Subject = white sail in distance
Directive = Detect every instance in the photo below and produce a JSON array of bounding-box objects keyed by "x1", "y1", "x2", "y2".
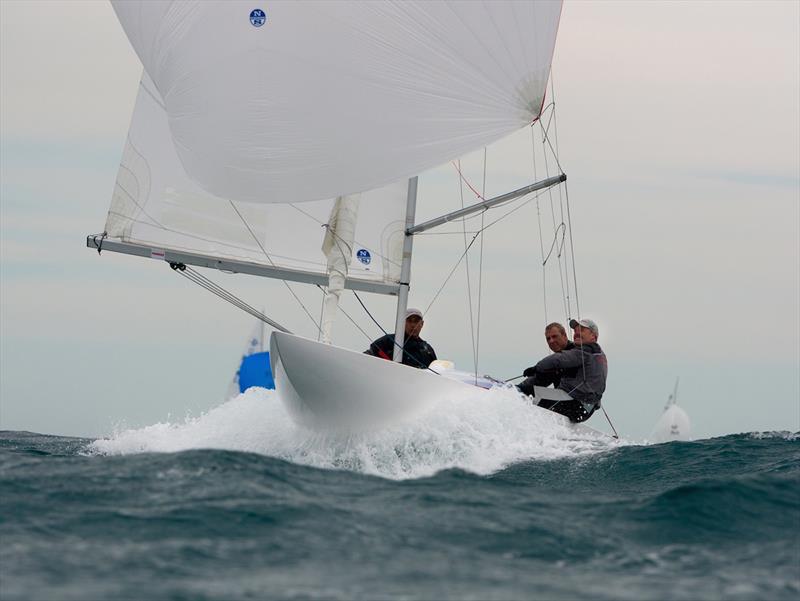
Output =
[{"x1": 650, "y1": 379, "x2": 692, "y2": 443}]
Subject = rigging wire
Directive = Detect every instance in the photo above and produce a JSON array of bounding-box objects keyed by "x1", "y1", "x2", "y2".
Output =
[
  {"x1": 457, "y1": 159, "x2": 479, "y2": 376},
  {"x1": 114, "y1": 164, "x2": 318, "y2": 335},
  {"x1": 310, "y1": 285, "x2": 372, "y2": 342},
  {"x1": 475, "y1": 148, "x2": 488, "y2": 383},
  {"x1": 538, "y1": 116, "x2": 570, "y2": 323},
  {"x1": 172, "y1": 264, "x2": 290, "y2": 333},
  {"x1": 352, "y1": 291, "x2": 437, "y2": 373},
  {"x1": 352, "y1": 290, "x2": 389, "y2": 338},
  {"x1": 531, "y1": 125, "x2": 548, "y2": 325},
  {"x1": 228, "y1": 200, "x2": 322, "y2": 334},
  {"x1": 420, "y1": 184, "x2": 557, "y2": 320},
  {"x1": 544, "y1": 75, "x2": 578, "y2": 320},
  {"x1": 601, "y1": 406, "x2": 620, "y2": 439},
  {"x1": 540, "y1": 74, "x2": 614, "y2": 435},
  {"x1": 563, "y1": 181, "x2": 581, "y2": 319},
  {"x1": 424, "y1": 231, "x2": 482, "y2": 317}
]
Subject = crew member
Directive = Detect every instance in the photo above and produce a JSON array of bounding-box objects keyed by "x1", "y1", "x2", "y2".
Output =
[
  {"x1": 528, "y1": 322, "x2": 575, "y2": 388},
  {"x1": 518, "y1": 318, "x2": 608, "y2": 423},
  {"x1": 365, "y1": 308, "x2": 437, "y2": 369}
]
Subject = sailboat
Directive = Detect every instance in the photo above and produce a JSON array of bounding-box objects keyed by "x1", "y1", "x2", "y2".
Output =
[
  {"x1": 88, "y1": 1, "x2": 588, "y2": 431},
  {"x1": 227, "y1": 317, "x2": 274, "y2": 399},
  {"x1": 650, "y1": 378, "x2": 691, "y2": 443}
]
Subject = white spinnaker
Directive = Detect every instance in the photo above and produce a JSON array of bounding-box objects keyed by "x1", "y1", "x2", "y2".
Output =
[
  {"x1": 111, "y1": 0, "x2": 562, "y2": 204},
  {"x1": 106, "y1": 74, "x2": 407, "y2": 285}
]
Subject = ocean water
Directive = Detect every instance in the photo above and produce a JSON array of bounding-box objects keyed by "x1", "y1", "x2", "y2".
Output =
[{"x1": 1, "y1": 388, "x2": 798, "y2": 601}]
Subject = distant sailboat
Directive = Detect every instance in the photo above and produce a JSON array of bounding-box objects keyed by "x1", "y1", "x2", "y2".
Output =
[
  {"x1": 227, "y1": 318, "x2": 274, "y2": 398},
  {"x1": 650, "y1": 378, "x2": 691, "y2": 443}
]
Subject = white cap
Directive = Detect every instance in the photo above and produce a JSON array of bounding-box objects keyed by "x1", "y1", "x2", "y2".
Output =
[
  {"x1": 569, "y1": 318, "x2": 598, "y2": 337},
  {"x1": 405, "y1": 308, "x2": 423, "y2": 319}
]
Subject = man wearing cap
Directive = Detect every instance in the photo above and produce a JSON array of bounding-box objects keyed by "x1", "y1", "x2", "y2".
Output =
[
  {"x1": 364, "y1": 308, "x2": 437, "y2": 369},
  {"x1": 517, "y1": 318, "x2": 608, "y2": 422}
]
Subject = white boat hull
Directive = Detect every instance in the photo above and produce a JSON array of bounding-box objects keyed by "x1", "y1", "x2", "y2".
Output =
[
  {"x1": 270, "y1": 332, "x2": 604, "y2": 436},
  {"x1": 270, "y1": 331, "x2": 478, "y2": 429}
]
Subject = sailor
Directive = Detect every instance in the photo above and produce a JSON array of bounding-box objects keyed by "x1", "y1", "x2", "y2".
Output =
[
  {"x1": 518, "y1": 318, "x2": 608, "y2": 423},
  {"x1": 364, "y1": 308, "x2": 437, "y2": 369},
  {"x1": 530, "y1": 322, "x2": 575, "y2": 388}
]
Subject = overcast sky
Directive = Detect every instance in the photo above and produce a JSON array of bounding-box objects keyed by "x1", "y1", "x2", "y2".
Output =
[{"x1": 1, "y1": 1, "x2": 798, "y2": 441}]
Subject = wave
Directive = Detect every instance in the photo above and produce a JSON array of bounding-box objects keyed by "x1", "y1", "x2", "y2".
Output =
[{"x1": 87, "y1": 387, "x2": 620, "y2": 480}]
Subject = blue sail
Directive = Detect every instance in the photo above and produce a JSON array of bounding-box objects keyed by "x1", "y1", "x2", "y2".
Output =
[{"x1": 237, "y1": 351, "x2": 274, "y2": 392}]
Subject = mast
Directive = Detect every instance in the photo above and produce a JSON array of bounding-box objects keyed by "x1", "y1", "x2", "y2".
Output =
[
  {"x1": 665, "y1": 377, "x2": 680, "y2": 410},
  {"x1": 392, "y1": 177, "x2": 418, "y2": 362}
]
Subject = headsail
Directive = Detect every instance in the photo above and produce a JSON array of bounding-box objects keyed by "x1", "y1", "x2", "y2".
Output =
[
  {"x1": 110, "y1": 0, "x2": 563, "y2": 204},
  {"x1": 103, "y1": 73, "x2": 407, "y2": 292}
]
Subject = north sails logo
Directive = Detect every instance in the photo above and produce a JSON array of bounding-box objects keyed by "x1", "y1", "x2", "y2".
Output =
[
  {"x1": 356, "y1": 249, "x2": 371, "y2": 265},
  {"x1": 250, "y1": 9, "x2": 266, "y2": 27}
]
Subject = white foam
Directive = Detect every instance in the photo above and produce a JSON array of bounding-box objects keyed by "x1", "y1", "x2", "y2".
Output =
[{"x1": 88, "y1": 386, "x2": 619, "y2": 480}]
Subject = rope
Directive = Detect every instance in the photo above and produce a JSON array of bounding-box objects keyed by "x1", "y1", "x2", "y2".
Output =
[
  {"x1": 423, "y1": 231, "x2": 481, "y2": 316},
  {"x1": 563, "y1": 181, "x2": 581, "y2": 319},
  {"x1": 531, "y1": 125, "x2": 548, "y2": 324},
  {"x1": 228, "y1": 200, "x2": 322, "y2": 334},
  {"x1": 420, "y1": 185, "x2": 556, "y2": 320},
  {"x1": 92, "y1": 232, "x2": 108, "y2": 254},
  {"x1": 353, "y1": 291, "x2": 389, "y2": 337},
  {"x1": 311, "y1": 285, "x2": 372, "y2": 342},
  {"x1": 474, "y1": 148, "x2": 488, "y2": 383},
  {"x1": 532, "y1": 75, "x2": 581, "y2": 325},
  {"x1": 353, "y1": 292, "x2": 435, "y2": 372},
  {"x1": 541, "y1": 223, "x2": 567, "y2": 266},
  {"x1": 451, "y1": 160, "x2": 486, "y2": 202},
  {"x1": 172, "y1": 263, "x2": 290, "y2": 333},
  {"x1": 457, "y1": 159, "x2": 479, "y2": 376},
  {"x1": 538, "y1": 119, "x2": 570, "y2": 322}
]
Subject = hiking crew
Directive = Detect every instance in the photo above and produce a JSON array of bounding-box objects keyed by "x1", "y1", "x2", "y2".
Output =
[{"x1": 518, "y1": 318, "x2": 608, "y2": 423}]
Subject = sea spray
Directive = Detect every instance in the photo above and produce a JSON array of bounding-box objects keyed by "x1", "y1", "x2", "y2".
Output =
[{"x1": 89, "y1": 386, "x2": 618, "y2": 479}]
